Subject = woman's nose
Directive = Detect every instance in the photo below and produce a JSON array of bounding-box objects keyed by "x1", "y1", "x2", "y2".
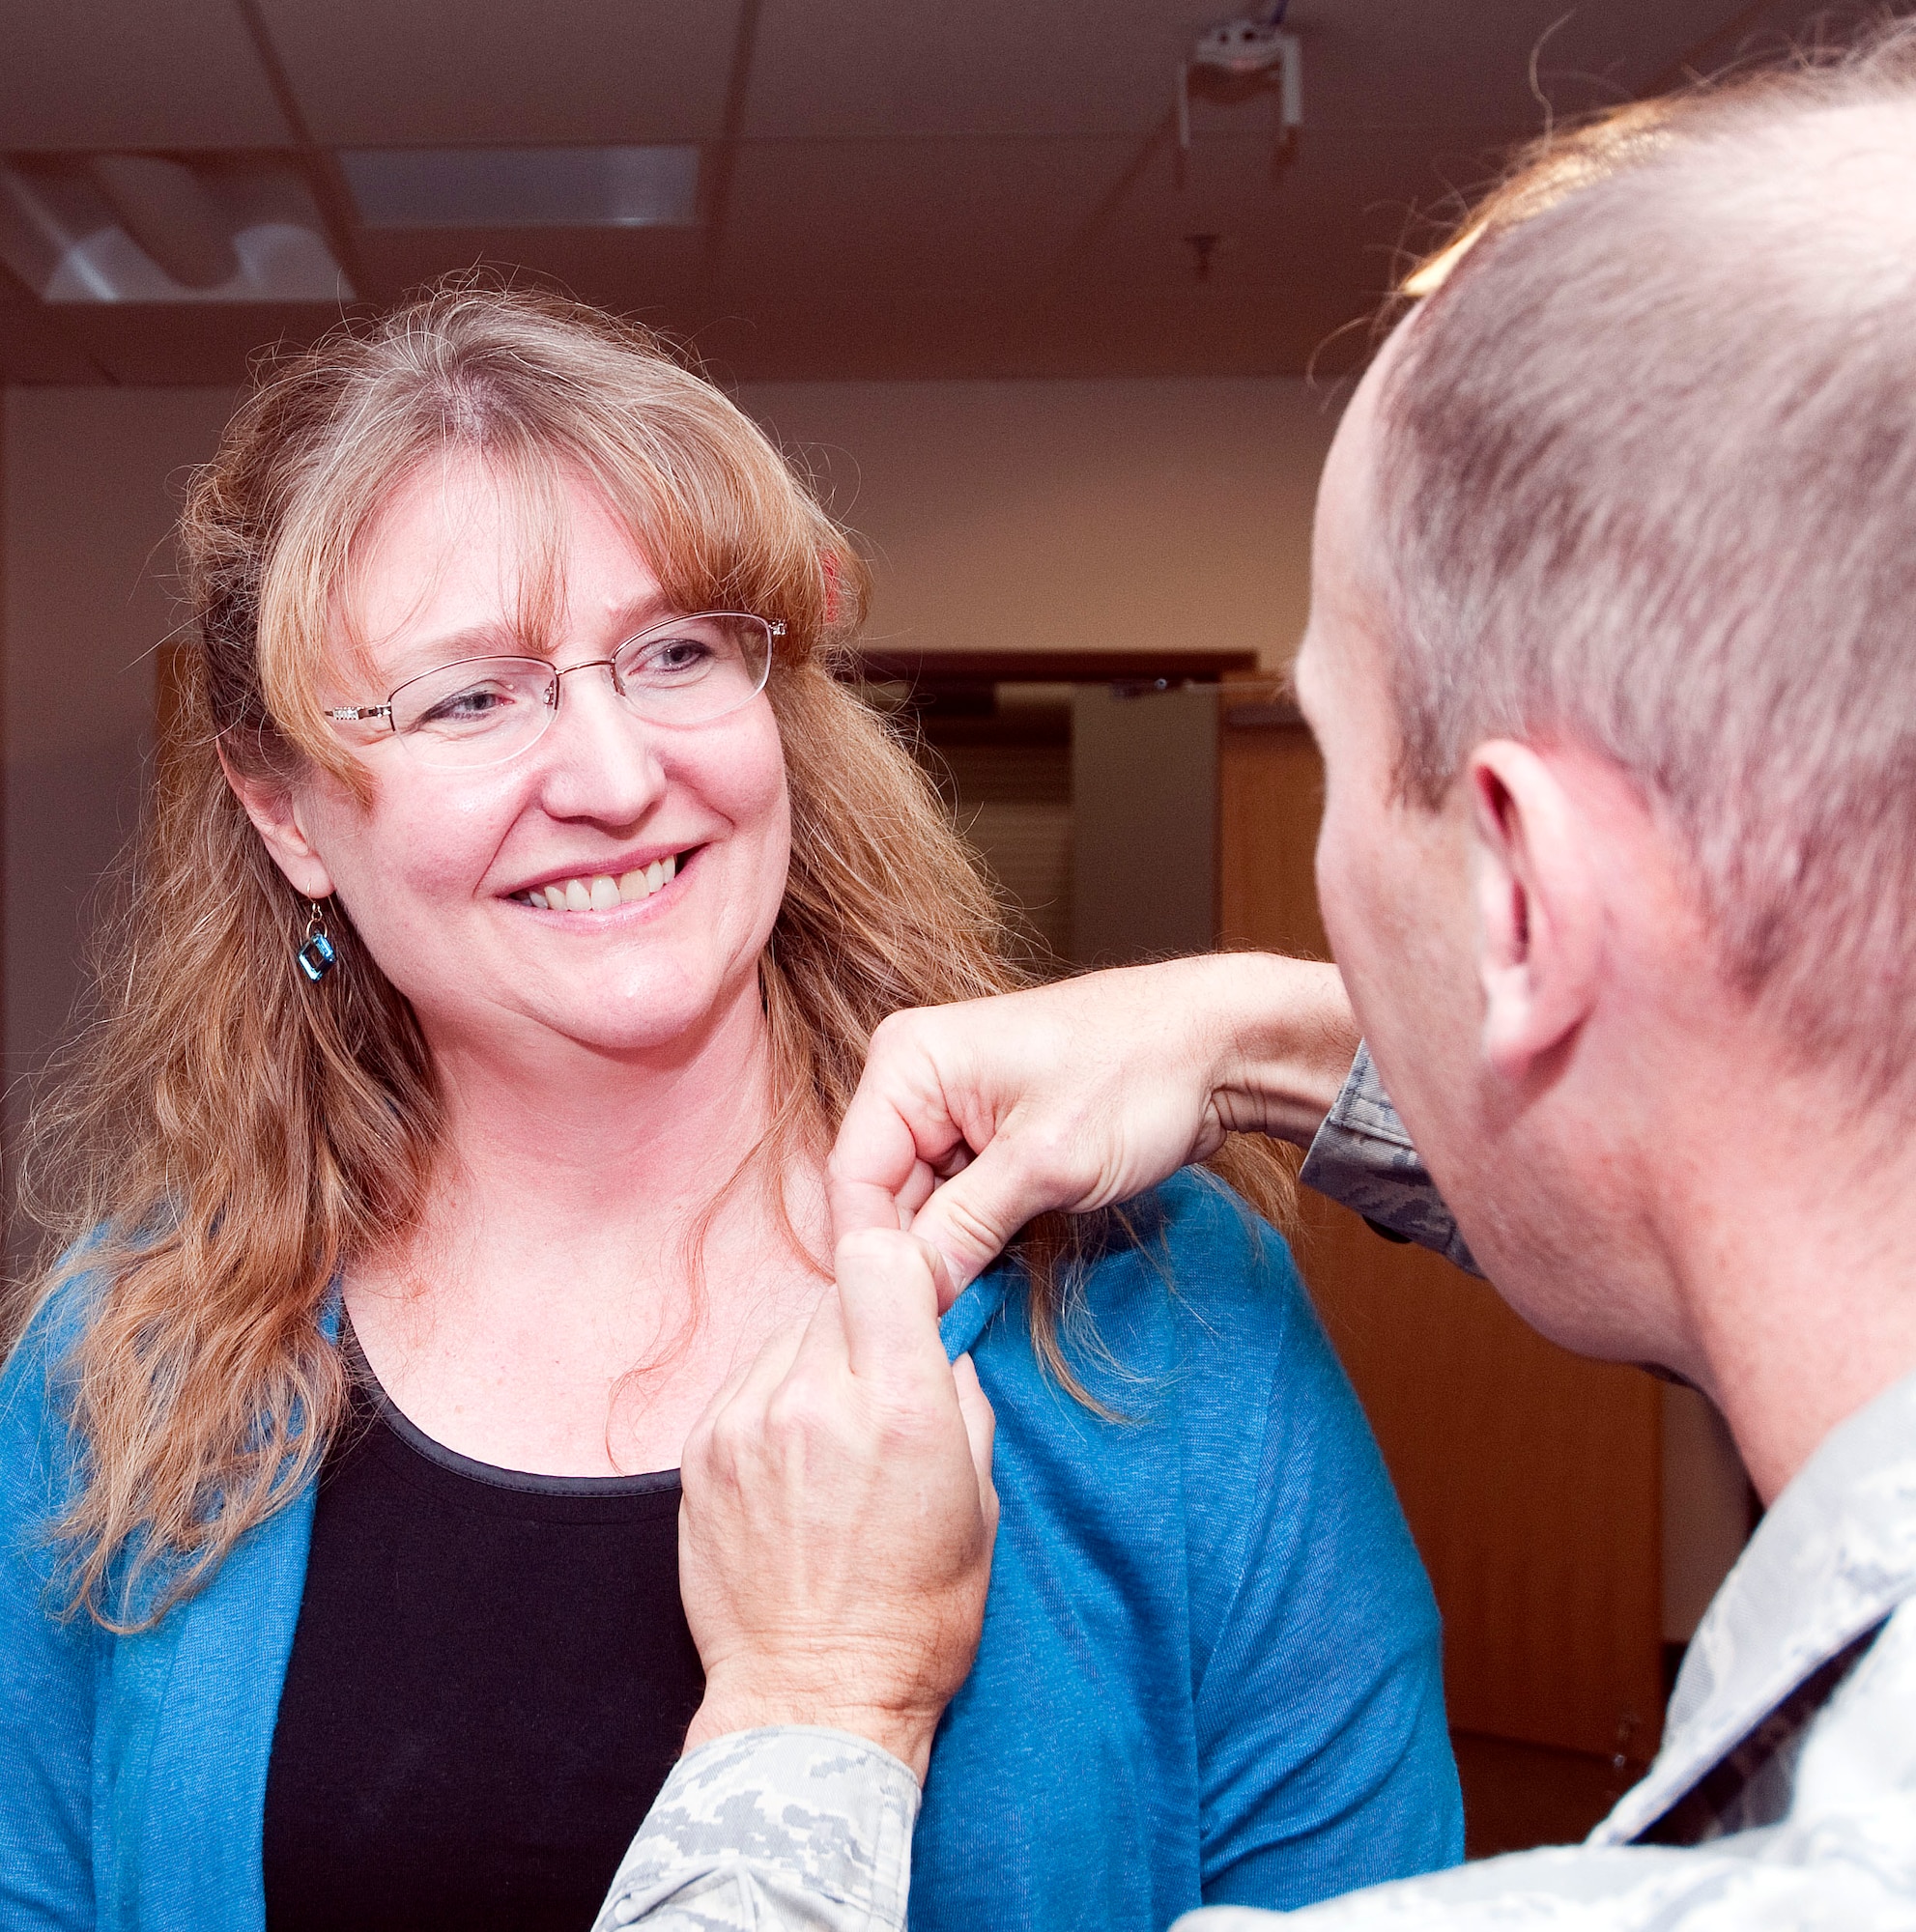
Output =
[{"x1": 533, "y1": 664, "x2": 667, "y2": 822}]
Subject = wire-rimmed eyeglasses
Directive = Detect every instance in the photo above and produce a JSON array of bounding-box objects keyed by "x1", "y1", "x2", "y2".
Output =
[{"x1": 325, "y1": 611, "x2": 784, "y2": 771}]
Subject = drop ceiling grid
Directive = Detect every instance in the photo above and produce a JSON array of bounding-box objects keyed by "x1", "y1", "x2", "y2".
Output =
[
  {"x1": 251, "y1": 0, "x2": 745, "y2": 145},
  {"x1": 740, "y1": 1, "x2": 1236, "y2": 141},
  {"x1": 0, "y1": 0, "x2": 292, "y2": 150},
  {"x1": 733, "y1": 0, "x2": 1792, "y2": 142},
  {"x1": 711, "y1": 0, "x2": 1797, "y2": 325},
  {"x1": 1265, "y1": 0, "x2": 1766, "y2": 131},
  {"x1": 718, "y1": 134, "x2": 1149, "y2": 292},
  {"x1": 1072, "y1": 125, "x2": 1526, "y2": 293},
  {"x1": 0, "y1": 0, "x2": 1855, "y2": 384}
]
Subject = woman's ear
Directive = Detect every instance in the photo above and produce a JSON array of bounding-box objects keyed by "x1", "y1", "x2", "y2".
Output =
[
  {"x1": 1467, "y1": 740, "x2": 1603, "y2": 1085},
  {"x1": 216, "y1": 744, "x2": 337, "y2": 900}
]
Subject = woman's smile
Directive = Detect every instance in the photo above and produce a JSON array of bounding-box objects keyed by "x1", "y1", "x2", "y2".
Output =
[{"x1": 507, "y1": 844, "x2": 692, "y2": 915}]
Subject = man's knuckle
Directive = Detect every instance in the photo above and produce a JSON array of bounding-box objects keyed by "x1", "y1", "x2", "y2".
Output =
[
  {"x1": 705, "y1": 1404, "x2": 758, "y2": 1465},
  {"x1": 838, "y1": 1224, "x2": 913, "y2": 1267},
  {"x1": 1022, "y1": 1119, "x2": 1085, "y2": 1190},
  {"x1": 765, "y1": 1381, "x2": 831, "y2": 1442}
]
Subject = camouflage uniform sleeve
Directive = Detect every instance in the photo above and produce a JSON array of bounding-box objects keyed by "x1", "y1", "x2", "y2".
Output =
[
  {"x1": 1180, "y1": 1839, "x2": 1916, "y2": 1930},
  {"x1": 1297, "y1": 1044, "x2": 1481, "y2": 1277},
  {"x1": 593, "y1": 1729, "x2": 919, "y2": 1932}
]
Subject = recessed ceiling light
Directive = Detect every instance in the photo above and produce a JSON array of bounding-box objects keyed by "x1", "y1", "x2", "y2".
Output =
[
  {"x1": 0, "y1": 156, "x2": 351, "y2": 303},
  {"x1": 341, "y1": 146, "x2": 701, "y2": 230}
]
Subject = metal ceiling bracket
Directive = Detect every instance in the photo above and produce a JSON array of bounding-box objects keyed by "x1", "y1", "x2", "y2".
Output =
[{"x1": 1176, "y1": 12, "x2": 1302, "y2": 184}]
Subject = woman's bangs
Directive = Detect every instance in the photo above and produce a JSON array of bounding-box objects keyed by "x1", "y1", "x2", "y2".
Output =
[
  {"x1": 575, "y1": 429, "x2": 807, "y2": 645},
  {"x1": 257, "y1": 439, "x2": 579, "y2": 778},
  {"x1": 247, "y1": 317, "x2": 848, "y2": 784}
]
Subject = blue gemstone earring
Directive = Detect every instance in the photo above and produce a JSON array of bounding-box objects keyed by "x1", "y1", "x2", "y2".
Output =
[{"x1": 296, "y1": 900, "x2": 337, "y2": 983}]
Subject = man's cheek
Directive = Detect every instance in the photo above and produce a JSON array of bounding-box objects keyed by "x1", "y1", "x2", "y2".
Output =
[
  {"x1": 1315, "y1": 807, "x2": 1389, "y2": 958},
  {"x1": 1314, "y1": 865, "x2": 1378, "y2": 1010}
]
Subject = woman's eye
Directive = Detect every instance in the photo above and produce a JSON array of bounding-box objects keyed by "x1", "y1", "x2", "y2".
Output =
[
  {"x1": 635, "y1": 636, "x2": 715, "y2": 676},
  {"x1": 418, "y1": 684, "x2": 517, "y2": 726}
]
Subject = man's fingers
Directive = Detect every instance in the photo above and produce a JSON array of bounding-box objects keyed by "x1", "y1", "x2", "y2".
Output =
[
  {"x1": 690, "y1": 1313, "x2": 809, "y2": 1464},
  {"x1": 903, "y1": 1135, "x2": 1074, "y2": 1293},
  {"x1": 833, "y1": 1154, "x2": 950, "y2": 1242},
  {"x1": 951, "y1": 1351, "x2": 998, "y2": 1520},
  {"x1": 895, "y1": 1160, "x2": 941, "y2": 1221},
  {"x1": 827, "y1": 1169, "x2": 911, "y2": 1240},
  {"x1": 821, "y1": 1227, "x2": 953, "y2": 1385},
  {"x1": 828, "y1": 1025, "x2": 973, "y2": 1243}
]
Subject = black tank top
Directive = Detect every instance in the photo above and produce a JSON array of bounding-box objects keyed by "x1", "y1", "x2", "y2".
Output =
[{"x1": 262, "y1": 1356, "x2": 703, "y2": 1931}]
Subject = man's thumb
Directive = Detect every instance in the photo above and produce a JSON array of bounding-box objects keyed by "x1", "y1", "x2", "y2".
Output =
[{"x1": 906, "y1": 1140, "x2": 1056, "y2": 1293}]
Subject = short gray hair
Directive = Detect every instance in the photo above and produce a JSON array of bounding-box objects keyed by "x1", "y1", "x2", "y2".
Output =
[{"x1": 1375, "y1": 20, "x2": 1916, "y2": 1100}]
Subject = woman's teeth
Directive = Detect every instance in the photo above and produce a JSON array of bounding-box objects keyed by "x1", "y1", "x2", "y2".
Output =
[{"x1": 518, "y1": 853, "x2": 678, "y2": 913}]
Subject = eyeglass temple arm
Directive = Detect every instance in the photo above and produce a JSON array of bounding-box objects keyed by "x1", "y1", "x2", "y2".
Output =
[{"x1": 326, "y1": 705, "x2": 393, "y2": 723}]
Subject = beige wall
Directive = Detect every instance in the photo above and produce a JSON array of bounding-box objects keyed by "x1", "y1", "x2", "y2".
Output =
[
  {"x1": 740, "y1": 378, "x2": 1340, "y2": 668},
  {"x1": 3, "y1": 386, "x2": 237, "y2": 1101}
]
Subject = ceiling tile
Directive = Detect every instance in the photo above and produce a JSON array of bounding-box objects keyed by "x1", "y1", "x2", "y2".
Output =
[
  {"x1": 347, "y1": 225, "x2": 708, "y2": 310},
  {"x1": 255, "y1": 0, "x2": 744, "y2": 145},
  {"x1": 1075, "y1": 125, "x2": 1513, "y2": 301},
  {"x1": 1, "y1": 0, "x2": 1851, "y2": 385},
  {"x1": 745, "y1": 0, "x2": 1224, "y2": 140},
  {"x1": 0, "y1": 281, "x2": 111, "y2": 382},
  {"x1": 720, "y1": 136, "x2": 1137, "y2": 290},
  {"x1": 741, "y1": 0, "x2": 1831, "y2": 143},
  {"x1": 0, "y1": 0, "x2": 291, "y2": 150},
  {"x1": 24, "y1": 275, "x2": 1376, "y2": 386},
  {"x1": 49, "y1": 301, "x2": 342, "y2": 384},
  {"x1": 1282, "y1": 0, "x2": 1826, "y2": 133}
]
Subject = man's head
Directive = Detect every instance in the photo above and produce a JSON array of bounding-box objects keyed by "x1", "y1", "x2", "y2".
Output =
[{"x1": 1295, "y1": 26, "x2": 1916, "y2": 1388}]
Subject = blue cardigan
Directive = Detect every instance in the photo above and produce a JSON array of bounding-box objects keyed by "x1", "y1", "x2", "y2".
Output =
[{"x1": 1, "y1": 1172, "x2": 1461, "y2": 1930}]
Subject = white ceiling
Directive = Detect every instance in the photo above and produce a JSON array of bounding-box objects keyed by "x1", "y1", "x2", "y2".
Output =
[{"x1": 0, "y1": 0, "x2": 1834, "y2": 384}]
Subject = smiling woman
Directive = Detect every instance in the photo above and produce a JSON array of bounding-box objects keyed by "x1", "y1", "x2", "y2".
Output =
[{"x1": 0, "y1": 282, "x2": 1461, "y2": 1932}]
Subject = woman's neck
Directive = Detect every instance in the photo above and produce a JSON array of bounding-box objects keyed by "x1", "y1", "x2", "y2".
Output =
[
  {"x1": 434, "y1": 973, "x2": 782, "y2": 1233},
  {"x1": 344, "y1": 974, "x2": 831, "y2": 1476}
]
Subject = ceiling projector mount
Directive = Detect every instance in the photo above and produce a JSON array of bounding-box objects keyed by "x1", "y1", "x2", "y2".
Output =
[{"x1": 1177, "y1": 3, "x2": 1302, "y2": 183}]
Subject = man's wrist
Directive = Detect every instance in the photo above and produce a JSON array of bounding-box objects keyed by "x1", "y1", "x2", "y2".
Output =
[
  {"x1": 684, "y1": 1680, "x2": 940, "y2": 1783},
  {"x1": 1190, "y1": 953, "x2": 1358, "y2": 1149}
]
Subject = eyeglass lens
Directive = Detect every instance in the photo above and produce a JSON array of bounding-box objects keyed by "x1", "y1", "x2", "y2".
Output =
[{"x1": 386, "y1": 613, "x2": 775, "y2": 768}]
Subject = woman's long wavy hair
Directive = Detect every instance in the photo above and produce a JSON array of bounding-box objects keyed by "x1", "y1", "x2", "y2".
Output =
[{"x1": 10, "y1": 282, "x2": 1297, "y2": 1631}]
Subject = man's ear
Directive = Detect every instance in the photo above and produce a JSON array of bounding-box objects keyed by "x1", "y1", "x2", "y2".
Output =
[
  {"x1": 216, "y1": 744, "x2": 337, "y2": 900},
  {"x1": 1467, "y1": 740, "x2": 1602, "y2": 1083}
]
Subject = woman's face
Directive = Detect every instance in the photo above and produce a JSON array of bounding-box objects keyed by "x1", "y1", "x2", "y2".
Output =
[{"x1": 264, "y1": 455, "x2": 791, "y2": 1065}]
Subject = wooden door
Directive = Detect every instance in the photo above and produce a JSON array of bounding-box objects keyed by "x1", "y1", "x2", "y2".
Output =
[{"x1": 1219, "y1": 705, "x2": 1665, "y2": 1766}]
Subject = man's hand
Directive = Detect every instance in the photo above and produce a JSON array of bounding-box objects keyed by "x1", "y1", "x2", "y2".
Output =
[
  {"x1": 828, "y1": 953, "x2": 1358, "y2": 1293},
  {"x1": 677, "y1": 1230, "x2": 999, "y2": 1783}
]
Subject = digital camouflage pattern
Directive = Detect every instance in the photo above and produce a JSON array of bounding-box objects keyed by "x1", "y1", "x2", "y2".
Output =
[
  {"x1": 1296, "y1": 1045, "x2": 1481, "y2": 1276},
  {"x1": 597, "y1": 1055, "x2": 1916, "y2": 1931},
  {"x1": 594, "y1": 1727, "x2": 919, "y2": 1932}
]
